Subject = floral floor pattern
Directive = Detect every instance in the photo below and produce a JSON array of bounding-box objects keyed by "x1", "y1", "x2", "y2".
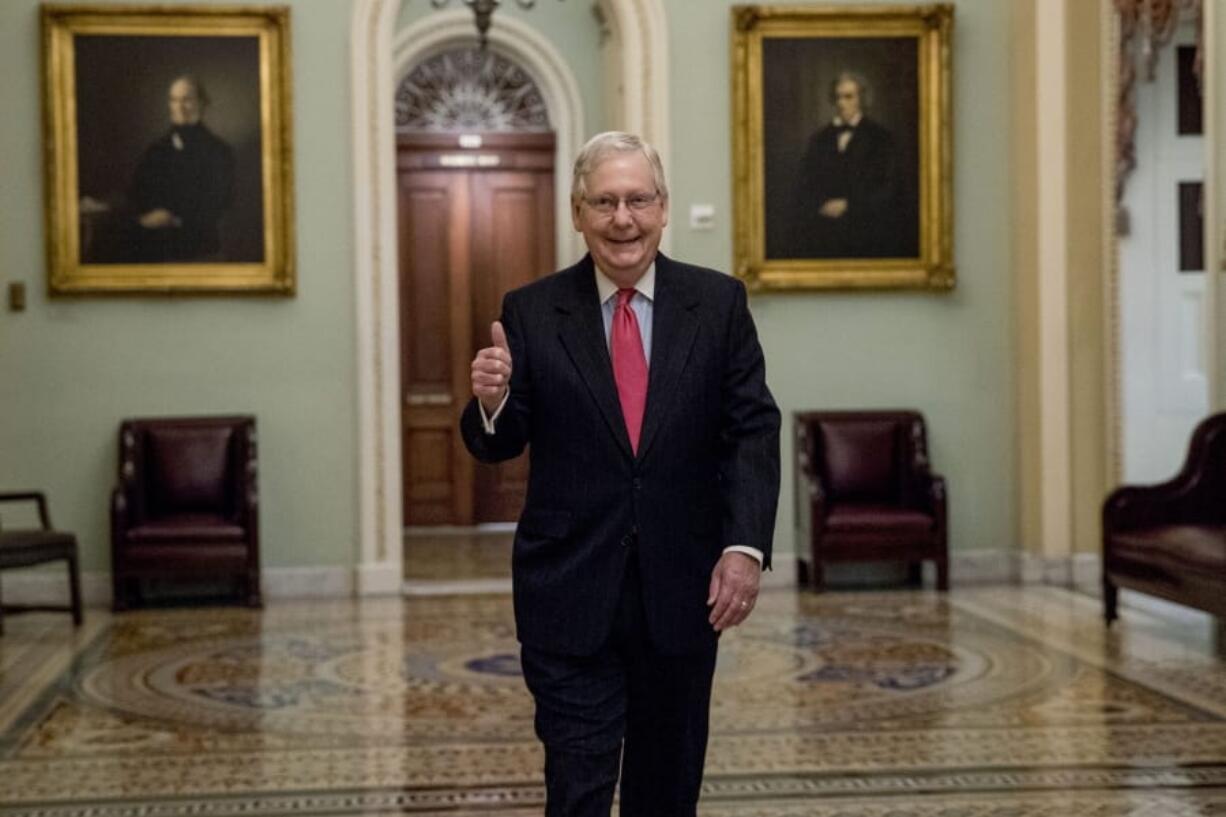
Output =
[{"x1": 1, "y1": 586, "x2": 1225, "y2": 815}]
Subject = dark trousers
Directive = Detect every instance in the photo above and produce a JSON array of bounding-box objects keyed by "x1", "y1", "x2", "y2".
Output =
[{"x1": 520, "y1": 557, "x2": 719, "y2": 817}]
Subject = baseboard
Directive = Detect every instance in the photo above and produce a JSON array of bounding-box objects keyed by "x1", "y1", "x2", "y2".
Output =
[
  {"x1": 403, "y1": 578, "x2": 513, "y2": 596},
  {"x1": 0, "y1": 568, "x2": 112, "y2": 607},
  {"x1": 266, "y1": 566, "x2": 354, "y2": 598},
  {"x1": 1, "y1": 565, "x2": 363, "y2": 608},
  {"x1": 949, "y1": 549, "x2": 1020, "y2": 584},
  {"x1": 354, "y1": 561, "x2": 402, "y2": 596},
  {"x1": 1016, "y1": 552, "x2": 1101, "y2": 592},
  {"x1": 0, "y1": 551, "x2": 1112, "y2": 608}
]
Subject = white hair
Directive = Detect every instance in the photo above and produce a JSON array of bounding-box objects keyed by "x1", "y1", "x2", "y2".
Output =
[{"x1": 571, "y1": 131, "x2": 668, "y2": 202}]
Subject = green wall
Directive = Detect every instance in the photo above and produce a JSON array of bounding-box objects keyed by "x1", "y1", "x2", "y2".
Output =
[
  {"x1": 662, "y1": 0, "x2": 1015, "y2": 560},
  {"x1": 0, "y1": 0, "x2": 357, "y2": 572},
  {"x1": 0, "y1": 0, "x2": 1016, "y2": 581}
]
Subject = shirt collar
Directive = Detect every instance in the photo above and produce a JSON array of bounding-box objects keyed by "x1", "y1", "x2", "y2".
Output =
[
  {"x1": 595, "y1": 262, "x2": 655, "y2": 305},
  {"x1": 833, "y1": 112, "x2": 863, "y2": 127}
]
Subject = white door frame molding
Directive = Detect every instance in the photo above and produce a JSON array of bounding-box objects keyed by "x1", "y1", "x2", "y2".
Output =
[
  {"x1": 350, "y1": 0, "x2": 402, "y2": 596},
  {"x1": 349, "y1": 0, "x2": 670, "y2": 594},
  {"x1": 596, "y1": 0, "x2": 671, "y2": 172}
]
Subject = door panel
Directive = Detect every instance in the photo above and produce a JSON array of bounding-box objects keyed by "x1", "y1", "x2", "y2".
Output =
[
  {"x1": 470, "y1": 171, "x2": 555, "y2": 523},
  {"x1": 398, "y1": 171, "x2": 473, "y2": 525},
  {"x1": 398, "y1": 135, "x2": 555, "y2": 526}
]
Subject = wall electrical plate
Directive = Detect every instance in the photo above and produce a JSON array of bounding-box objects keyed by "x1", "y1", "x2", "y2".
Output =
[{"x1": 689, "y1": 204, "x2": 715, "y2": 231}]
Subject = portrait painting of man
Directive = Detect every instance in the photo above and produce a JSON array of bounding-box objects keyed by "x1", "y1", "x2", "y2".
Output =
[
  {"x1": 731, "y1": 6, "x2": 953, "y2": 291},
  {"x1": 42, "y1": 5, "x2": 294, "y2": 294},
  {"x1": 74, "y1": 36, "x2": 264, "y2": 265},
  {"x1": 762, "y1": 39, "x2": 920, "y2": 261}
]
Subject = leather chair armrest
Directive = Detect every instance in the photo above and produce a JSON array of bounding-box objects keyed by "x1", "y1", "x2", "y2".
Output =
[
  {"x1": 0, "y1": 491, "x2": 52, "y2": 529},
  {"x1": 111, "y1": 485, "x2": 130, "y2": 539},
  {"x1": 1102, "y1": 481, "x2": 1194, "y2": 533},
  {"x1": 795, "y1": 440, "x2": 826, "y2": 511},
  {"x1": 925, "y1": 474, "x2": 948, "y2": 534},
  {"x1": 797, "y1": 457, "x2": 826, "y2": 509},
  {"x1": 793, "y1": 461, "x2": 827, "y2": 557},
  {"x1": 1105, "y1": 415, "x2": 1226, "y2": 532}
]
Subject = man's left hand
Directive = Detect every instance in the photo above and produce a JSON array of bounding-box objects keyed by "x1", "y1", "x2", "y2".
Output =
[{"x1": 707, "y1": 551, "x2": 761, "y2": 632}]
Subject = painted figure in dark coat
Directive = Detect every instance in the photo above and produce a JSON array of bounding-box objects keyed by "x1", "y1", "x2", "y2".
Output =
[
  {"x1": 797, "y1": 71, "x2": 901, "y2": 258},
  {"x1": 128, "y1": 75, "x2": 234, "y2": 262}
]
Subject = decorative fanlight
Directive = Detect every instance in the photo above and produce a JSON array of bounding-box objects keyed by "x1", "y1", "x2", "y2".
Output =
[{"x1": 431, "y1": 0, "x2": 564, "y2": 49}]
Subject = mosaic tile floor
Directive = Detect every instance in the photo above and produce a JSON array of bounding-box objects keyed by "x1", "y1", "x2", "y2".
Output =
[{"x1": 1, "y1": 586, "x2": 1225, "y2": 815}]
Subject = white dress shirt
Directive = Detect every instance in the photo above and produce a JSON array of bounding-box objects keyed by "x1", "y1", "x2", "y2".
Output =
[{"x1": 833, "y1": 111, "x2": 863, "y2": 153}]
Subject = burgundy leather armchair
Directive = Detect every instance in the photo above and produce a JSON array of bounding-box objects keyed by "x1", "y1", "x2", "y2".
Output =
[
  {"x1": 111, "y1": 416, "x2": 260, "y2": 610},
  {"x1": 795, "y1": 410, "x2": 948, "y2": 590},
  {"x1": 1103, "y1": 411, "x2": 1226, "y2": 623}
]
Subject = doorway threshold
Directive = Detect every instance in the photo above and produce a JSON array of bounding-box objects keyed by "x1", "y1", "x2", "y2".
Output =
[
  {"x1": 402, "y1": 578, "x2": 513, "y2": 596},
  {"x1": 404, "y1": 523, "x2": 516, "y2": 536}
]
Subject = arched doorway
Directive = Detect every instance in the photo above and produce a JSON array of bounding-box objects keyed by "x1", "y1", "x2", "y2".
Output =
[{"x1": 349, "y1": 0, "x2": 670, "y2": 594}]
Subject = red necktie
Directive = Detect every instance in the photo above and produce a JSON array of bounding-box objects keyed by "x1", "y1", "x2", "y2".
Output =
[{"x1": 611, "y1": 288, "x2": 648, "y2": 453}]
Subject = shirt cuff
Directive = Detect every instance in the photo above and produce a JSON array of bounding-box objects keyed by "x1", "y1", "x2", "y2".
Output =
[
  {"x1": 478, "y1": 391, "x2": 510, "y2": 434},
  {"x1": 723, "y1": 545, "x2": 764, "y2": 567}
]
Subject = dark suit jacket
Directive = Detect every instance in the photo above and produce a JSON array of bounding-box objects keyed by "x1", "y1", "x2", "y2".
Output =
[
  {"x1": 461, "y1": 253, "x2": 781, "y2": 657},
  {"x1": 796, "y1": 116, "x2": 900, "y2": 258},
  {"x1": 128, "y1": 123, "x2": 235, "y2": 262}
]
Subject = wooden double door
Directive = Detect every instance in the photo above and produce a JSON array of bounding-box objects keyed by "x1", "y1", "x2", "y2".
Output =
[{"x1": 397, "y1": 132, "x2": 556, "y2": 525}]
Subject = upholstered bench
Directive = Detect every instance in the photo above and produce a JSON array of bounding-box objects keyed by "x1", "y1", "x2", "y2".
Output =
[{"x1": 1103, "y1": 411, "x2": 1226, "y2": 623}]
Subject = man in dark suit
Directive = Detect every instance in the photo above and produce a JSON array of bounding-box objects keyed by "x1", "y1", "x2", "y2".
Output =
[
  {"x1": 127, "y1": 75, "x2": 235, "y2": 262},
  {"x1": 796, "y1": 70, "x2": 901, "y2": 258},
  {"x1": 460, "y1": 132, "x2": 780, "y2": 816}
]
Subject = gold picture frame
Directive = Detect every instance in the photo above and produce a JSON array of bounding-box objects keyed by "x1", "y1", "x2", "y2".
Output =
[
  {"x1": 732, "y1": 4, "x2": 953, "y2": 291},
  {"x1": 42, "y1": 4, "x2": 295, "y2": 295}
]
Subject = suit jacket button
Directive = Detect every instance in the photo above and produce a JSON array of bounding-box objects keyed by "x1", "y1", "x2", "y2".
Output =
[
  {"x1": 621, "y1": 535, "x2": 633, "y2": 547},
  {"x1": 633, "y1": 478, "x2": 642, "y2": 490}
]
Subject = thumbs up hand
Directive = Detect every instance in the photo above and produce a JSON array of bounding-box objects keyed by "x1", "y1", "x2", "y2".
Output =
[{"x1": 472, "y1": 320, "x2": 513, "y2": 414}]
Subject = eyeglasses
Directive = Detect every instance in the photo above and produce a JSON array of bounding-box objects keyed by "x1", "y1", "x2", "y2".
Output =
[{"x1": 582, "y1": 191, "x2": 661, "y2": 215}]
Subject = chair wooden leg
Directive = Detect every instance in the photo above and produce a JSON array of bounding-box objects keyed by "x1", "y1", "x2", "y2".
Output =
[
  {"x1": 1104, "y1": 579, "x2": 1119, "y2": 625},
  {"x1": 907, "y1": 562, "x2": 923, "y2": 587},
  {"x1": 796, "y1": 557, "x2": 810, "y2": 588},
  {"x1": 936, "y1": 558, "x2": 950, "y2": 592},
  {"x1": 67, "y1": 552, "x2": 83, "y2": 626},
  {"x1": 811, "y1": 561, "x2": 825, "y2": 591},
  {"x1": 112, "y1": 574, "x2": 129, "y2": 612},
  {"x1": 246, "y1": 572, "x2": 262, "y2": 608}
]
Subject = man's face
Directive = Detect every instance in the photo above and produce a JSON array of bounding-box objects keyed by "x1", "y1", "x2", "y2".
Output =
[
  {"x1": 834, "y1": 78, "x2": 862, "y2": 121},
  {"x1": 571, "y1": 151, "x2": 668, "y2": 285},
  {"x1": 168, "y1": 79, "x2": 202, "y2": 126}
]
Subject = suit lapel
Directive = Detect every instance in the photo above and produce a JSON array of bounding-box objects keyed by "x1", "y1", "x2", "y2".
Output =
[
  {"x1": 554, "y1": 257, "x2": 635, "y2": 459},
  {"x1": 637, "y1": 253, "x2": 699, "y2": 462}
]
